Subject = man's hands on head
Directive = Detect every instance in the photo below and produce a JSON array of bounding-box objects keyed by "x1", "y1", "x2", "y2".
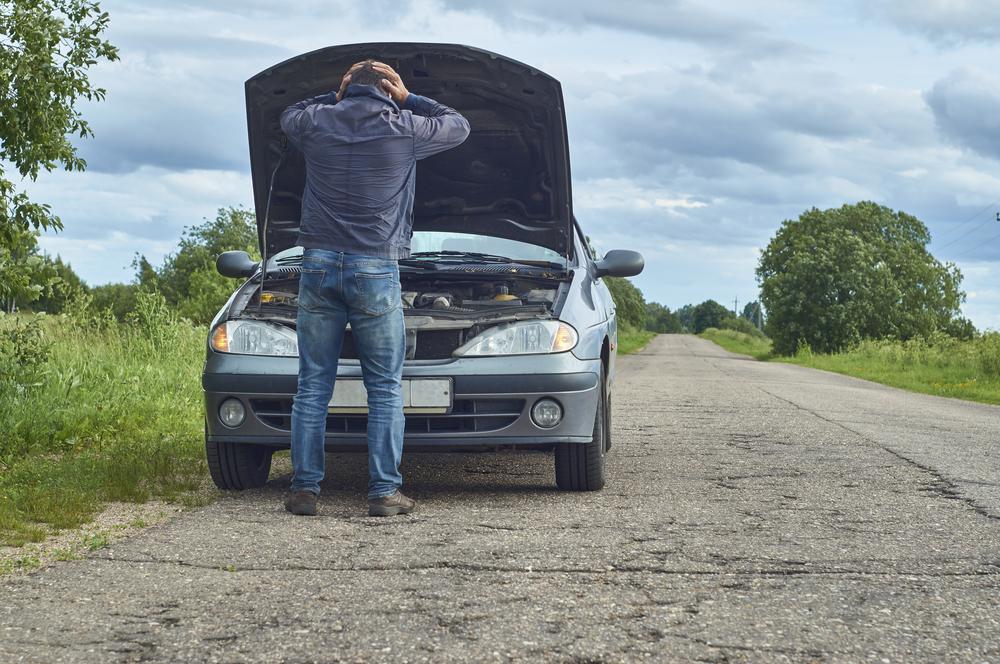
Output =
[
  {"x1": 373, "y1": 62, "x2": 409, "y2": 106},
  {"x1": 335, "y1": 61, "x2": 368, "y2": 101},
  {"x1": 334, "y1": 60, "x2": 409, "y2": 105}
]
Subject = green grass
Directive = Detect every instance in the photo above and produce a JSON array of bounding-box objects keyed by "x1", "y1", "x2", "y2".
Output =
[
  {"x1": 700, "y1": 327, "x2": 774, "y2": 360},
  {"x1": 0, "y1": 295, "x2": 208, "y2": 546},
  {"x1": 618, "y1": 324, "x2": 656, "y2": 355},
  {"x1": 700, "y1": 328, "x2": 1000, "y2": 406}
]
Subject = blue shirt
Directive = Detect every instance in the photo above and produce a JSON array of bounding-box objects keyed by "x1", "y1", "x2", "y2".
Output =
[{"x1": 279, "y1": 84, "x2": 470, "y2": 259}]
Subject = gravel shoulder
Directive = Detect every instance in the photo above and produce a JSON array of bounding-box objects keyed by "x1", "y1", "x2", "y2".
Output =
[{"x1": 2, "y1": 335, "x2": 999, "y2": 663}]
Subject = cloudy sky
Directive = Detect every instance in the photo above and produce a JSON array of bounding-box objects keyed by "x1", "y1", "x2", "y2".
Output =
[{"x1": 30, "y1": 0, "x2": 1000, "y2": 328}]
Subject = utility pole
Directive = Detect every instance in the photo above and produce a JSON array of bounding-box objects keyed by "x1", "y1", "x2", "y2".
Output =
[{"x1": 734, "y1": 297, "x2": 738, "y2": 316}]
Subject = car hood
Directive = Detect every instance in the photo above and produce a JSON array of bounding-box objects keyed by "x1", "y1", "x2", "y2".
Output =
[{"x1": 245, "y1": 42, "x2": 574, "y2": 258}]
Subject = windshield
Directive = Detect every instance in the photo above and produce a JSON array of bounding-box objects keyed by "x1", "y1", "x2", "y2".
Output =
[{"x1": 271, "y1": 232, "x2": 563, "y2": 265}]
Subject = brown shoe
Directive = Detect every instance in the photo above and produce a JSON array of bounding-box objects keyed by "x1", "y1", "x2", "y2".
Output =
[
  {"x1": 284, "y1": 490, "x2": 318, "y2": 516},
  {"x1": 368, "y1": 490, "x2": 416, "y2": 517}
]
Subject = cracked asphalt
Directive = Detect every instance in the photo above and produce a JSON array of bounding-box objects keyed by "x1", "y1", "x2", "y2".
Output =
[{"x1": 3, "y1": 334, "x2": 1000, "y2": 663}]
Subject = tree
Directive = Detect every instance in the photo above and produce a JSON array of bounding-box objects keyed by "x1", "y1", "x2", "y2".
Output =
[
  {"x1": 604, "y1": 276, "x2": 645, "y2": 329},
  {"x1": 757, "y1": 202, "x2": 965, "y2": 355},
  {"x1": 31, "y1": 254, "x2": 86, "y2": 313},
  {"x1": 644, "y1": 302, "x2": 683, "y2": 333},
  {"x1": 139, "y1": 207, "x2": 259, "y2": 324},
  {"x1": 674, "y1": 304, "x2": 695, "y2": 332},
  {"x1": 0, "y1": 230, "x2": 58, "y2": 312},
  {"x1": 0, "y1": 0, "x2": 118, "y2": 240},
  {"x1": 741, "y1": 300, "x2": 764, "y2": 329},
  {"x1": 692, "y1": 299, "x2": 733, "y2": 333}
]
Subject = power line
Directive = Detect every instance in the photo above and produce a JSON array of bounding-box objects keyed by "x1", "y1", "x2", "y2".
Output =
[
  {"x1": 935, "y1": 196, "x2": 1000, "y2": 251},
  {"x1": 950, "y1": 228, "x2": 1000, "y2": 261}
]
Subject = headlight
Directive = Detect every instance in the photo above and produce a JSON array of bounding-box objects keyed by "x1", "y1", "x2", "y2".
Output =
[
  {"x1": 210, "y1": 320, "x2": 298, "y2": 356},
  {"x1": 454, "y1": 321, "x2": 578, "y2": 356}
]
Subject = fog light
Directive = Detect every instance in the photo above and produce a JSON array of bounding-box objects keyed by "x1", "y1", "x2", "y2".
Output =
[
  {"x1": 219, "y1": 398, "x2": 245, "y2": 428},
  {"x1": 531, "y1": 398, "x2": 562, "y2": 428}
]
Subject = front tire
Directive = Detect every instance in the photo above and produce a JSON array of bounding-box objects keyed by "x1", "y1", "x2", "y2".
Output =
[
  {"x1": 206, "y1": 433, "x2": 273, "y2": 490},
  {"x1": 554, "y1": 368, "x2": 607, "y2": 491}
]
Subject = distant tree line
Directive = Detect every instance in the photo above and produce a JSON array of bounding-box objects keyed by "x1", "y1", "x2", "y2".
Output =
[{"x1": 12, "y1": 207, "x2": 257, "y2": 324}]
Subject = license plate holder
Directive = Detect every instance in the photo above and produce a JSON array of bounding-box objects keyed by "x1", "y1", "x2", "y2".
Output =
[{"x1": 328, "y1": 378, "x2": 452, "y2": 414}]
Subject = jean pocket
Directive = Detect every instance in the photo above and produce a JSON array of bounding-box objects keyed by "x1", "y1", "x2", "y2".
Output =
[
  {"x1": 297, "y1": 268, "x2": 327, "y2": 311},
  {"x1": 354, "y1": 272, "x2": 400, "y2": 316}
]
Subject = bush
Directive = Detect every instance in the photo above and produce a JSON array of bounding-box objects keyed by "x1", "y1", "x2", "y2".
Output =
[
  {"x1": 0, "y1": 315, "x2": 51, "y2": 388},
  {"x1": 979, "y1": 332, "x2": 1000, "y2": 378},
  {"x1": 719, "y1": 316, "x2": 766, "y2": 338}
]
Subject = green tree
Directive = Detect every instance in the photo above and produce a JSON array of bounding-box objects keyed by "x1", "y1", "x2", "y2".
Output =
[
  {"x1": 741, "y1": 300, "x2": 764, "y2": 329},
  {"x1": 644, "y1": 301, "x2": 683, "y2": 333},
  {"x1": 692, "y1": 299, "x2": 733, "y2": 333},
  {"x1": 674, "y1": 304, "x2": 695, "y2": 332},
  {"x1": 604, "y1": 276, "x2": 645, "y2": 329},
  {"x1": 31, "y1": 254, "x2": 86, "y2": 313},
  {"x1": 0, "y1": 0, "x2": 118, "y2": 297},
  {"x1": 757, "y1": 202, "x2": 965, "y2": 355},
  {"x1": 140, "y1": 207, "x2": 259, "y2": 324},
  {"x1": 0, "y1": 230, "x2": 58, "y2": 312}
]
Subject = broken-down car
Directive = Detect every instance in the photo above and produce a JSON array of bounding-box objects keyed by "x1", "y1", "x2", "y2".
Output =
[{"x1": 204, "y1": 43, "x2": 644, "y2": 492}]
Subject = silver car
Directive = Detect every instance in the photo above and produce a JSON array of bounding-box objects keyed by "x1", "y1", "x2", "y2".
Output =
[{"x1": 203, "y1": 43, "x2": 643, "y2": 492}]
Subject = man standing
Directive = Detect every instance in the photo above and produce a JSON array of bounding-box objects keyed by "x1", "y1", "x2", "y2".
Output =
[{"x1": 279, "y1": 61, "x2": 470, "y2": 517}]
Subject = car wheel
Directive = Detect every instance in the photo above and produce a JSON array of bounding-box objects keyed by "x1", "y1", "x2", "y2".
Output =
[
  {"x1": 205, "y1": 430, "x2": 273, "y2": 490},
  {"x1": 554, "y1": 367, "x2": 607, "y2": 491}
]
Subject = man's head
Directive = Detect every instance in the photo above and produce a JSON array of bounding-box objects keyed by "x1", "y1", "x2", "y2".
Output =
[{"x1": 347, "y1": 61, "x2": 383, "y2": 88}]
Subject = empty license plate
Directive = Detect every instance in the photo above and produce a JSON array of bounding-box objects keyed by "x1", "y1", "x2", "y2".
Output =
[{"x1": 329, "y1": 378, "x2": 452, "y2": 414}]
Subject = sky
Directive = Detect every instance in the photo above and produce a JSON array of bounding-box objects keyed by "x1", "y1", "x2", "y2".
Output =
[{"x1": 28, "y1": 0, "x2": 1000, "y2": 329}]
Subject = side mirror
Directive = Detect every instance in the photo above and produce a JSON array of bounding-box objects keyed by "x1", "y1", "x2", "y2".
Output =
[
  {"x1": 594, "y1": 250, "x2": 644, "y2": 278},
  {"x1": 217, "y1": 251, "x2": 259, "y2": 278}
]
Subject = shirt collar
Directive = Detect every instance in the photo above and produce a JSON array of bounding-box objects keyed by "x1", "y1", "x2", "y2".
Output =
[{"x1": 343, "y1": 83, "x2": 399, "y2": 111}]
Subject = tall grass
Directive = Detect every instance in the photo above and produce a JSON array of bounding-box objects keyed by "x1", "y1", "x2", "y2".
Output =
[
  {"x1": 0, "y1": 292, "x2": 207, "y2": 546},
  {"x1": 700, "y1": 328, "x2": 1000, "y2": 406},
  {"x1": 618, "y1": 323, "x2": 656, "y2": 355}
]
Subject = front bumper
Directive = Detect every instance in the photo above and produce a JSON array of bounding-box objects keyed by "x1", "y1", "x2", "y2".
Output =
[{"x1": 203, "y1": 353, "x2": 601, "y2": 449}]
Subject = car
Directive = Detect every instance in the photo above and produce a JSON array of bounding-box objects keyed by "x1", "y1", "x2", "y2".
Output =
[{"x1": 203, "y1": 43, "x2": 644, "y2": 492}]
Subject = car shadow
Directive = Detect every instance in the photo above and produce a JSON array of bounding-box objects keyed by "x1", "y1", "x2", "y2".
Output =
[{"x1": 264, "y1": 449, "x2": 561, "y2": 498}]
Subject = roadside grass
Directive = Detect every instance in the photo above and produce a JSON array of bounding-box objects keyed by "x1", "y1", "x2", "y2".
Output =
[
  {"x1": 0, "y1": 293, "x2": 209, "y2": 547},
  {"x1": 700, "y1": 328, "x2": 773, "y2": 360},
  {"x1": 618, "y1": 324, "x2": 656, "y2": 355},
  {"x1": 700, "y1": 328, "x2": 1000, "y2": 406}
]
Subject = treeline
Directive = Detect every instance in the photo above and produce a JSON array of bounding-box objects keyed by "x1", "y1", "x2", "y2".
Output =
[
  {"x1": 11, "y1": 207, "x2": 257, "y2": 324},
  {"x1": 605, "y1": 277, "x2": 765, "y2": 338}
]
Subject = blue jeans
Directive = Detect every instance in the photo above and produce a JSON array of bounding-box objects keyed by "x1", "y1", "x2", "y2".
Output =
[{"x1": 290, "y1": 249, "x2": 405, "y2": 499}]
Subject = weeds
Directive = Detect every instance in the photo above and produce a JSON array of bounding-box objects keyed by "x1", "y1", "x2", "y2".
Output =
[
  {"x1": 701, "y1": 328, "x2": 1000, "y2": 406},
  {"x1": 0, "y1": 291, "x2": 206, "y2": 546}
]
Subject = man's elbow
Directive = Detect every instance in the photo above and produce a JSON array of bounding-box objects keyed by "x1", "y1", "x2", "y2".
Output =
[{"x1": 453, "y1": 116, "x2": 471, "y2": 146}]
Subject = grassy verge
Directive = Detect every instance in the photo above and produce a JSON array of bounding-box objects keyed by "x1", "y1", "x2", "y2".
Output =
[
  {"x1": 699, "y1": 328, "x2": 1000, "y2": 406},
  {"x1": 699, "y1": 327, "x2": 773, "y2": 360},
  {"x1": 0, "y1": 293, "x2": 210, "y2": 547},
  {"x1": 618, "y1": 324, "x2": 656, "y2": 355}
]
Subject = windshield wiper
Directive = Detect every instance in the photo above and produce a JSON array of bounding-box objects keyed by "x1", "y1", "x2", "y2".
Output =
[
  {"x1": 408, "y1": 250, "x2": 515, "y2": 262},
  {"x1": 405, "y1": 251, "x2": 563, "y2": 268}
]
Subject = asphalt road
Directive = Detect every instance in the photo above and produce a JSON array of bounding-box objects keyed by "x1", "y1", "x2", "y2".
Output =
[{"x1": 3, "y1": 335, "x2": 1000, "y2": 663}]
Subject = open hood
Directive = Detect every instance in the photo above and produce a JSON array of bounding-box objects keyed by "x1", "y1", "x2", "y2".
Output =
[{"x1": 245, "y1": 43, "x2": 574, "y2": 258}]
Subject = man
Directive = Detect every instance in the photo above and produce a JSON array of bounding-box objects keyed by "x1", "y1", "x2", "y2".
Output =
[{"x1": 279, "y1": 61, "x2": 470, "y2": 517}]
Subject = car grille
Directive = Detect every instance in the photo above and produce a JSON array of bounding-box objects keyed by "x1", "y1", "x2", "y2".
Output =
[
  {"x1": 249, "y1": 397, "x2": 524, "y2": 434},
  {"x1": 341, "y1": 329, "x2": 461, "y2": 360}
]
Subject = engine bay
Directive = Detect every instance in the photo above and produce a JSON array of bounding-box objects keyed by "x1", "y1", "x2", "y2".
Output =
[{"x1": 228, "y1": 269, "x2": 570, "y2": 360}]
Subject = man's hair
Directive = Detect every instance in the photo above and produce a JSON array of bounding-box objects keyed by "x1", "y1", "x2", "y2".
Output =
[{"x1": 349, "y1": 61, "x2": 383, "y2": 87}]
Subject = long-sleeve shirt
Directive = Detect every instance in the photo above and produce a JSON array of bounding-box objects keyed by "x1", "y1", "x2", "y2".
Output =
[{"x1": 279, "y1": 83, "x2": 470, "y2": 259}]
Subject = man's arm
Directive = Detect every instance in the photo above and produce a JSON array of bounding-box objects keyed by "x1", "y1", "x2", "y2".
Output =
[
  {"x1": 372, "y1": 61, "x2": 470, "y2": 159},
  {"x1": 278, "y1": 92, "x2": 337, "y2": 148},
  {"x1": 404, "y1": 94, "x2": 471, "y2": 160}
]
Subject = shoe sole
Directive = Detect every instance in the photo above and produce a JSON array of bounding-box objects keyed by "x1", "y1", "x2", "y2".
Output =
[
  {"x1": 368, "y1": 504, "x2": 416, "y2": 517},
  {"x1": 285, "y1": 503, "x2": 317, "y2": 516}
]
